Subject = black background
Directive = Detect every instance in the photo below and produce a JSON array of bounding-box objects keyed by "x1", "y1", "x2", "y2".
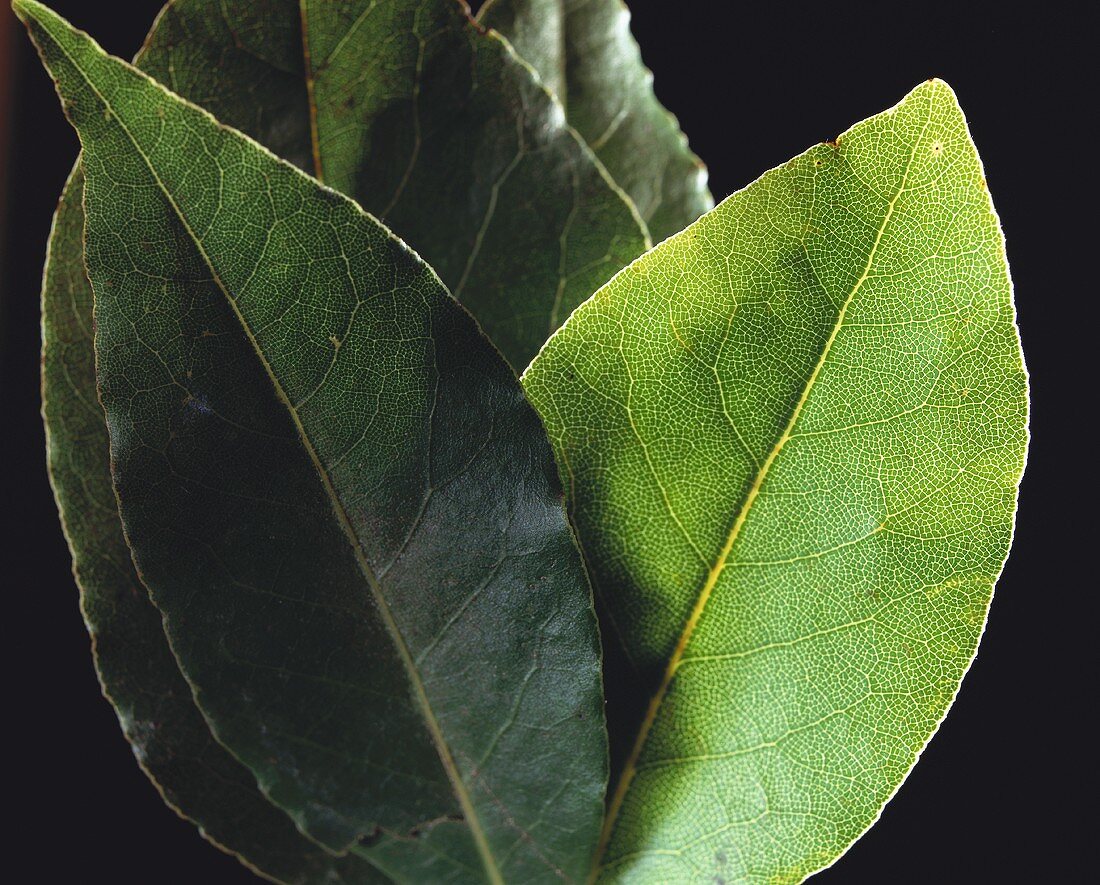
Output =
[{"x1": 2, "y1": 1, "x2": 1086, "y2": 882}]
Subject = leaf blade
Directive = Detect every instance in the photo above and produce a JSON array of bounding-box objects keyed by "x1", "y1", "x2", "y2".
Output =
[
  {"x1": 20, "y1": 3, "x2": 607, "y2": 880},
  {"x1": 300, "y1": 0, "x2": 649, "y2": 370},
  {"x1": 524, "y1": 80, "x2": 1027, "y2": 882},
  {"x1": 43, "y1": 167, "x2": 381, "y2": 885},
  {"x1": 479, "y1": 0, "x2": 714, "y2": 242},
  {"x1": 37, "y1": 2, "x2": 388, "y2": 879}
]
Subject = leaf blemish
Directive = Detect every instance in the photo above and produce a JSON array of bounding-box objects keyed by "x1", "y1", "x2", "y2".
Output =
[{"x1": 181, "y1": 392, "x2": 212, "y2": 419}]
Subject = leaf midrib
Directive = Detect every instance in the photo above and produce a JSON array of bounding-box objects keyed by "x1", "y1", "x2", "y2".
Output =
[
  {"x1": 591, "y1": 87, "x2": 938, "y2": 877},
  {"x1": 51, "y1": 23, "x2": 503, "y2": 883}
]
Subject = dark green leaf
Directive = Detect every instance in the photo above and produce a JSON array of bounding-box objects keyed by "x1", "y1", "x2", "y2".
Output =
[
  {"x1": 45, "y1": 168, "x2": 382, "y2": 885},
  {"x1": 40, "y1": 4, "x2": 381, "y2": 879},
  {"x1": 41, "y1": 0, "x2": 636, "y2": 878},
  {"x1": 300, "y1": 0, "x2": 649, "y2": 369},
  {"x1": 479, "y1": 0, "x2": 713, "y2": 242},
  {"x1": 524, "y1": 80, "x2": 1028, "y2": 881},
  {"x1": 20, "y1": 3, "x2": 606, "y2": 882}
]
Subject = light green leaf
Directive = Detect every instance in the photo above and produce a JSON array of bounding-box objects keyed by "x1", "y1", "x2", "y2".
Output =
[
  {"x1": 479, "y1": 0, "x2": 713, "y2": 242},
  {"x1": 301, "y1": 0, "x2": 649, "y2": 370},
  {"x1": 524, "y1": 80, "x2": 1027, "y2": 882},
  {"x1": 20, "y1": 2, "x2": 606, "y2": 882}
]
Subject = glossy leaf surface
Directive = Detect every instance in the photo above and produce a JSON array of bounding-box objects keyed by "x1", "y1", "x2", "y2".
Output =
[
  {"x1": 43, "y1": 170, "x2": 383, "y2": 885},
  {"x1": 479, "y1": 0, "x2": 713, "y2": 242},
  {"x1": 39, "y1": 3, "x2": 377, "y2": 879},
  {"x1": 524, "y1": 80, "x2": 1027, "y2": 882},
  {"x1": 21, "y1": 3, "x2": 606, "y2": 882}
]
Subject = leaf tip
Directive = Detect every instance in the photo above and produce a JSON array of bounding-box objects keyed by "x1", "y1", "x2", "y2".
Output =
[
  {"x1": 11, "y1": 0, "x2": 69, "y2": 56},
  {"x1": 11, "y1": 0, "x2": 47, "y2": 26},
  {"x1": 913, "y1": 76, "x2": 962, "y2": 108}
]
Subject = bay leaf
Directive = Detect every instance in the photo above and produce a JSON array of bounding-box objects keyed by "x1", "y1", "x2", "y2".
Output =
[
  {"x1": 524, "y1": 79, "x2": 1028, "y2": 882},
  {"x1": 300, "y1": 0, "x2": 649, "y2": 369},
  {"x1": 20, "y1": 3, "x2": 606, "y2": 881},
  {"x1": 43, "y1": 168, "x2": 383, "y2": 885},
  {"x1": 479, "y1": 0, "x2": 713, "y2": 242}
]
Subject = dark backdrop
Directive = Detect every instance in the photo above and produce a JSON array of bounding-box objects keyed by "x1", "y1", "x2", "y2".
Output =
[{"x1": 2, "y1": 2, "x2": 1086, "y2": 882}]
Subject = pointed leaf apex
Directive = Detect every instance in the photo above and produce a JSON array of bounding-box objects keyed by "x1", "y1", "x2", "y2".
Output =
[{"x1": 12, "y1": 0, "x2": 53, "y2": 28}]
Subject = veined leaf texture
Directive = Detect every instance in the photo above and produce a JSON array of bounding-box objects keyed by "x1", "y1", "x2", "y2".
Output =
[
  {"x1": 19, "y1": 0, "x2": 1026, "y2": 882},
  {"x1": 525, "y1": 79, "x2": 1027, "y2": 882},
  {"x1": 479, "y1": 0, "x2": 713, "y2": 242},
  {"x1": 24, "y1": 2, "x2": 607, "y2": 881}
]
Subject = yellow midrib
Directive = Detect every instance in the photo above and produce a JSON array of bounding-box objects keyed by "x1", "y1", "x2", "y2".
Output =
[
  {"x1": 591, "y1": 92, "x2": 936, "y2": 879},
  {"x1": 49, "y1": 22, "x2": 504, "y2": 885}
]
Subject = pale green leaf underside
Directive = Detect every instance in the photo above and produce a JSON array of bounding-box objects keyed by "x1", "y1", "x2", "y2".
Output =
[{"x1": 524, "y1": 80, "x2": 1027, "y2": 882}]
